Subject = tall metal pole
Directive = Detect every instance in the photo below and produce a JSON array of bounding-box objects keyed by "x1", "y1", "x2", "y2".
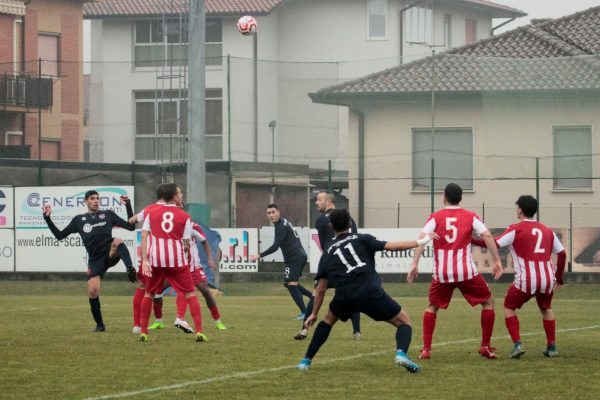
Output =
[
  {"x1": 187, "y1": 0, "x2": 207, "y2": 208},
  {"x1": 227, "y1": 53, "x2": 233, "y2": 227},
  {"x1": 253, "y1": 33, "x2": 258, "y2": 162},
  {"x1": 38, "y1": 57, "x2": 42, "y2": 184}
]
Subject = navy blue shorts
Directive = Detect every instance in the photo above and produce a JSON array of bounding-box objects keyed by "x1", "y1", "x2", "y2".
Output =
[
  {"x1": 329, "y1": 290, "x2": 401, "y2": 322},
  {"x1": 86, "y1": 254, "x2": 120, "y2": 280},
  {"x1": 284, "y1": 255, "x2": 307, "y2": 283}
]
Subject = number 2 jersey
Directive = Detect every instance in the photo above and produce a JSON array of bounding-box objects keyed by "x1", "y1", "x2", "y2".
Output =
[
  {"x1": 495, "y1": 219, "x2": 565, "y2": 294},
  {"x1": 422, "y1": 206, "x2": 488, "y2": 283},
  {"x1": 142, "y1": 203, "x2": 192, "y2": 268},
  {"x1": 316, "y1": 232, "x2": 386, "y2": 298}
]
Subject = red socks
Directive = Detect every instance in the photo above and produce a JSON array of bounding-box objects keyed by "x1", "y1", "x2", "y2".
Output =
[
  {"x1": 481, "y1": 309, "x2": 495, "y2": 347},
  {"x1": 176, "y1": 292, "x2": 187, "y2": 319},
  {"x1": 543, "y1": 319, "x2": 556, "y2": 345},
  {"x1": 209, "y1": 305, "x2": 221, "y2": 321},
  {"x1": 505, "y1": 315, "x2": 521, "y2": 343},
  {"x1": 132, "y1": 288, "x2": 145, "y2": 327},
  {"x1": 140, "y1": 296, "x2": 153, "y2": 334},
  {"x1": 187, "y1": 295, "x2": 203, "y2": 333},
  {"x1": 422, "y1": 311, "x2": 437, "y2": 350}
]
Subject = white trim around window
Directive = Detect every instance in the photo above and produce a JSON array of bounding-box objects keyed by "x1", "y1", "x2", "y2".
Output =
[{"x1": 367, "y1": 0, "x2": 387, "y2": 40}]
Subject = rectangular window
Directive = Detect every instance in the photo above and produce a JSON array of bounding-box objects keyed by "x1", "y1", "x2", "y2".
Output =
[
  {"x1": 405, "y1": 4, "x2": 432, "y2": 44},
  {"x1": 465, "y1": 18, "x2": 477, "y2": 44},
  {"x1": 134, "y1": 89, "x2": 223, "y2": 161},
  {"x1": 134, "y1": 19, "x2": 221, "y2": 68},
  {"x1": 412, "y1": 128, "x2": 473, "y2": 191},
  {"x1": 368, "y1": 0, "x2": 387, "y2": 40},
  {"x1": 553, "y1": 125, "x2": 592, "y2": 189},
  {"x1": 443, "y1": 14, "x2": 452, "y2": 49},
  {"x1": 38, "y1": 33, "x2": 59, "y2": 76}
]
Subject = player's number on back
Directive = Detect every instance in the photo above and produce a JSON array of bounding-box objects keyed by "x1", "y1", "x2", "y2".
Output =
[
  {"x1": 532, "y1": 227, "x2": 545, "y2": 253},
  {"x1": 445, "y1": 217, "x2": 458, "y2": 243},
  {"x1": 161, "y1": 212, "x2": 174, "y2": 233},
  {"x1": 334, "y1": 243, "x2": 366, "y2": 273}
]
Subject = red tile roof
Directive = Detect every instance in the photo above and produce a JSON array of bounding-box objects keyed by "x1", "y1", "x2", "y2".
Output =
[
  {"x1": 311, "y1": 6, "x2": 600, "y2": 103},
  {"x1": 84, "y1": 0, "x2": 284, "y2": 17},
  {"x1": 84, "y1": 0, "x2": 524, "y2": 18}
]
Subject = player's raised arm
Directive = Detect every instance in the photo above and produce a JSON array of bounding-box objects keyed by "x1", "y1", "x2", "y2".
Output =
[
  {"x1": 386, "y1": 232, "x2": 437, "y2": 252},
  {"x1": 42, "y1": 205, "x2": 77, "y2": 240},
  {"x1": 110, "y1": 210, "x2": 136, "y2": 231}
]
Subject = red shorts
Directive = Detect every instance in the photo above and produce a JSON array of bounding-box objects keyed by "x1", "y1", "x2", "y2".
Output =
[
  {"x1": 429, "y1": 274, "x2": 492, "y2": 309},
  {"x1": 137, "y1": 266, "x2": 150, "y2": 287},
  {"x1": 191, "y1": 267, "x2": 208, "y2": 286},
  {"x1": 145, "y1": 266, "x2": 195, "y2": 295},
  {"x1": 504, "y1": 284, "x2": 553, "y2": 310}
]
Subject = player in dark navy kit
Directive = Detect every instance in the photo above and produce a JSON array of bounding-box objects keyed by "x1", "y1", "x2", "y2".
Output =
[
  {"x1": 250, "y1": 204, "x2": 312, "y2": 319},
  {"x1": 295, "y1": 191, "x2": 361, "y2": 340},
  {"x1": 42, "y1": 190, "x2": 136, "y2": 332},
  {"x1": 296, "y1": 209, "x2": 436, "y2": 372}
]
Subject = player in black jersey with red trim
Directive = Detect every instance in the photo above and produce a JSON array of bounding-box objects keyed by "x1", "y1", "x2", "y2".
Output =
[{"x1": 42, "y1": 190, "x2": 136, "y2": 332}]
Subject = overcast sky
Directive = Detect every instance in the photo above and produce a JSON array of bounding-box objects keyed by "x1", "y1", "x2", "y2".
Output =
[{"x1": 493, "y1": 0, "x2": 600, "y2": 32}]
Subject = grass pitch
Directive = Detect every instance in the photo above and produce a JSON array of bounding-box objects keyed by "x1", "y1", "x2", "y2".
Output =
[{"x1": 1, "y1": 281, "x2": 599, "y2": 400}]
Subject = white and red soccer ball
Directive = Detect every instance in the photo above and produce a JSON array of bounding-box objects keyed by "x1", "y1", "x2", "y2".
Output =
[{"x1": 236, "y1": 15, "x2": 257, "y2": 36}]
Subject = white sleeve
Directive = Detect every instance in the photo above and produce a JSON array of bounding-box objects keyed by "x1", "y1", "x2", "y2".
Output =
[
  {"x1": 552, "y1": 232, "x2": 565, "y2": 253},
  {"x1": 422, "y1": 218, "x2": 436, "y2": 233},
  {"x1": 142, "y1": 214, "x2": 151, "y2": 231},
  {"x1": 496, "y1": 229, "x2": 515, "y2": 248},
  {"x1": 472, "y1": 218, "x2": 488, "y2": 235},
  {"x1": 182, "y1": 218, "x2": 192, "y2": 240},
  {"x1": 136, "y1": 210, "x2": 145, "y2": 224},
  {"x1": 191, "y1": 229, "x2": 206, "y2": 242}
]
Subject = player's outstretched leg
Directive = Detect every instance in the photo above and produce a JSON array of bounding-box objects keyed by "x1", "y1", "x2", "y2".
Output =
[
  {"x1": 198, "y1": 283, "x2": 227, "y2": 330},
  {"x1": 296, "y1": 320, "x2": 333, "y2": 370},
  {"x1": 390, "y1": 310, "x2": 420, "y2": 373}
]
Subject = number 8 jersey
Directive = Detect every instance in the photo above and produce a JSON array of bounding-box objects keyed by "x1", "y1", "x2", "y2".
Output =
[
  {"x1": 423, "y1": 206, "x2": 488, "y2": 283},
  {"x1": 142, "y1": 203, "x2": 192, "y2": 268}
]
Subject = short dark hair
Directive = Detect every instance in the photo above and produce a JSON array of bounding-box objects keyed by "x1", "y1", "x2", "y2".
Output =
[
  {"x1": 318, "y1": 191, "x2": 335, "y2": 204},
  {"x1": 444, "y1": 183, "x2": 462, "y2": 205},
  {"x1": 84, "y1": 190, "x2": 99, "y2": 200},
  {"x1": 267, "y1": 203, "x2": 279, "y2": 210},
  {"x1": 516, "y1": 195, "x2": 538, "y2": 218},
  {"x1": 329, "y1": 209, "x2": 351, "y2": 232},
  {"x1": 157, "y1": 183, "x2": 179, "y2": 202}
]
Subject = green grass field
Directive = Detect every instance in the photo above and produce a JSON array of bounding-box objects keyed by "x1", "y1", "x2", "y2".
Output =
[{"x1": 1, "y1": 281, "x2": 599, "y2": 400}]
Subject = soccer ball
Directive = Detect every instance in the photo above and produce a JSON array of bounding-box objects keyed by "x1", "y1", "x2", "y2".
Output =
[{"x1": 236, "y1": 15, "x2": 257, "y2": 36}]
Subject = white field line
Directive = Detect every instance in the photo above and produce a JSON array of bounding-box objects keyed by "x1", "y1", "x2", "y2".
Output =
[
  {"x1": 80, "y1": 324, "x2": 600, "y2": 400},
  {"x1": 0, "y1": 305, "x2": 93, "y2": 312}
]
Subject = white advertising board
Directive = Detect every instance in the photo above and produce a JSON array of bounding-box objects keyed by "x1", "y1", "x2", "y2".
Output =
[
  {"x1": 258, "y1": 226, "x2": 311, "y2": 262},
  {"x1": 215, "y1": 228, "x2": 259, "y2": 272},
  {"x1": 309, "y1": 228, "x2": 435, "y2": 274},
  {"x1": 15, "y1": 186, "x2": 135, "y2": 272},
  {"x1": 0, "y1": 229, "x2": 15, "y2": 271},
  {"x1": 0, "y1": 186, "x2": 14, "y2": 229}
]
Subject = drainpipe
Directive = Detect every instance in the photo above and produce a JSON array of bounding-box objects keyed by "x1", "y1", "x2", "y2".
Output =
[{"x1": 350, "y1": 106, "x2": 365, "y2": 227}]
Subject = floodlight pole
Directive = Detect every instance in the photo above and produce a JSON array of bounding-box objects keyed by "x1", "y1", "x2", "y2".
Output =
[{"x1": 187, "y1": 0, "x2": 207, "y2": 204}]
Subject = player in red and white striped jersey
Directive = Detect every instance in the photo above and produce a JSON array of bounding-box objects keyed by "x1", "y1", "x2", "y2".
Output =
[
  {"x1": 129, "y1": 199, "x2": 167, "y2": 334},
  {"x1": 138, "y1": 183, "x2": 208, "y2": 342},
  {"x1": 472, "y1": 195, "x2": 566, "y2": 358},
  {"x1": 407, "y1": 183, "x2": 502, "y2": 359},
  {"x1": 174, "y1": 220, "x2": 227, "y2": 332}
]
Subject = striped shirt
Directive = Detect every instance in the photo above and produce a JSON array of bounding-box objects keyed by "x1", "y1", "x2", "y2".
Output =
[
  {"x1": 142, "y1": 204, "x2": 192, "y2": 268},
  {"x1": 423, "y1": 206, "x2": 487, "y2": 283},
  {"x1": 189, "y1": 222, "x2": 207, "y2": 271},
  {"x1": 496, "y1": 220, "x2": 565, "y2": 294}
]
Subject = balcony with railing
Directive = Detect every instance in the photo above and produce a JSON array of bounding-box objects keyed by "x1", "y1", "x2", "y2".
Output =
[{"x1": 0, "y1": 73, "x2": 53, "y2": 108}]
